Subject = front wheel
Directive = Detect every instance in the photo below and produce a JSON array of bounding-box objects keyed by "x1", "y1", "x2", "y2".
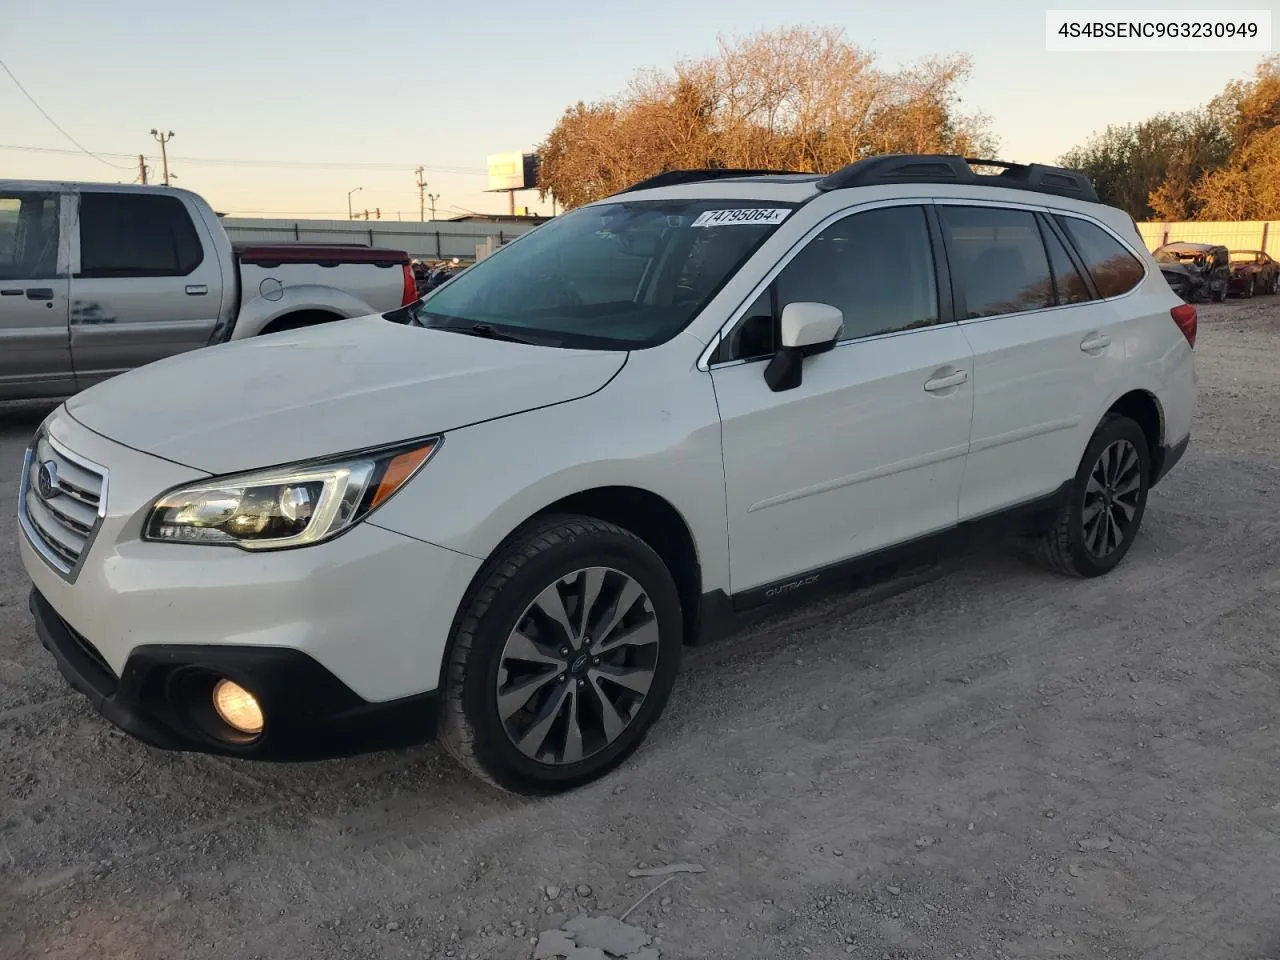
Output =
[
  {"x1": 1271, "y1": 273, "x2": 1280, "y2": 296},
  {"x1": 1031, "y1": 415, "x2": 1151, "y2": 578},
  {"x1": 440, "y1": 515, "x2": 683, "y2": 794}
]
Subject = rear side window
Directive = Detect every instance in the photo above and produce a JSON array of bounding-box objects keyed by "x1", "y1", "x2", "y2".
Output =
[
  {"x1": 79, "y1": 193, "x2": 204, "y2": 278},
  {"x1": 1040, "y1": 221, "x2": 1093, "y2": 305},
  {"x1": 1056, "y1": 216, "x2": 1145, "y2": 299},
  {"x1": 939, "y1": 206, "x2": 1054, "y2": 319}
]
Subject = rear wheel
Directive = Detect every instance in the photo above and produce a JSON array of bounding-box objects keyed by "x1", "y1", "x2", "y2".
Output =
[
  {"x1": 1271, "y1": 273, "x2": 1280, "y2": 296},
  {"x1": 440, "y1": 515, "x2": 683, "y2": 794},
  {"x1": 1031, "y1": 415, "x2": 1150, "y2": 578}
]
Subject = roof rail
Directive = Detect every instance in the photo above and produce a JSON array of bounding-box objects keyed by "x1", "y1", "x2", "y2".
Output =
[
  {"x1": 815, "y1": 154, "x2": 1099, "y2": 203},
  {"x1": 620, "y1": 169, "x2": 807, "y2": 193}
]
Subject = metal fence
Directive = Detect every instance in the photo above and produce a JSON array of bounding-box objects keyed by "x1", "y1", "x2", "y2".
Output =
[
  {"x1": 220, "y1": 217, "x2": 541, "y2": 261},
  {"x1": 1137, "y1": 220, "x2": 1279, "y2": 256}
]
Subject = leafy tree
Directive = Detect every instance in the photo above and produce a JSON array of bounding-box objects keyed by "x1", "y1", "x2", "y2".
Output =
[{"x1": 1060, "y1": 55, "x2": 1278, "y2": 221}]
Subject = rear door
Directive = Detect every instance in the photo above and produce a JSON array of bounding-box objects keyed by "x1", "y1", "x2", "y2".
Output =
[
  {"x1": 0, "y1": 187, "x2": 73, "y2": 398},
  {"x1": 941, "y1": 202, "x2": 1137, "y2": 520},
  {"x1": 70, "y1": 190, "x2": 221, "y2": 387}
]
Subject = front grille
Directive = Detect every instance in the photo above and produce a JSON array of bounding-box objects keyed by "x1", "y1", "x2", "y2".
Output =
[{"x1": 19, "y1": 431, "x2": 108, "y2": 579}]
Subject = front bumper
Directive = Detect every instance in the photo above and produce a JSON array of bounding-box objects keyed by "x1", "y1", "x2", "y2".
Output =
[{"x1": 30, "y1": 587, "x2": 439, "y2": 760}]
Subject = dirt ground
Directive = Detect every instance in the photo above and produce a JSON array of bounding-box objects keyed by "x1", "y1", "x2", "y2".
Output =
[{"x1": 3, "y1": 297, "x2": 1280, "y2": 960}]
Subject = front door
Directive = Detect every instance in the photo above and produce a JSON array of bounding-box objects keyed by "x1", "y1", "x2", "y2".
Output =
[
  {"x1": 710, "y1": 203, "x2": 975, "y2": 597},
  {"x1": 0, "y1": 189, "x2": 73, "y2": 398}
]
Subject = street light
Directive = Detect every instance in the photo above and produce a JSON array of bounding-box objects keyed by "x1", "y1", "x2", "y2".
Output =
[{"x1": 347, "y1": 187, "x2": 363, "y2": 221}]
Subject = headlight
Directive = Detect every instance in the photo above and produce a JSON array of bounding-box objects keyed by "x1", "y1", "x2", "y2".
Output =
[{"x1": 143, "y1": 439, "x2": 439, "y2": 550}]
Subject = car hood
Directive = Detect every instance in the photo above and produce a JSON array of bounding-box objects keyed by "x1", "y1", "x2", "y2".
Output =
[
  {"x1": 1159, "y1": 263, "x2": 1194, "y2": 279},
  {"x1": 65, "y1": 315, "x2": 627, "y2": 474}
]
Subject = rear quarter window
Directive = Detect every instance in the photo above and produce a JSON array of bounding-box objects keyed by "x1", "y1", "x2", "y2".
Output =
[{"x1": 1055, "y1": 216, "x2": 1145, "y2": 299}]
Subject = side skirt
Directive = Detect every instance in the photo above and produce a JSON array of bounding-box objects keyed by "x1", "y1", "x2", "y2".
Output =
[{"x1": 693, "y1": 480, "x2": 1071, "y2": 645}]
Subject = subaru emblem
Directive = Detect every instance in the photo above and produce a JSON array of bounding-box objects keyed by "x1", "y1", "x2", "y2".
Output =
[{"x1": 36, "y1": 460, "x2": 59, "y2": 499}]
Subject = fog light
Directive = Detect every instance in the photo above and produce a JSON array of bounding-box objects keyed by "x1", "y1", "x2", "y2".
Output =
[{"x1": 212, "y1": 679, "x2": 264, "y2": 735}]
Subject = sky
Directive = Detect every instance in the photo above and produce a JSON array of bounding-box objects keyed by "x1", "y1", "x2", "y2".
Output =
[{"x1": 0, "y1": 0, "x2": 1272, "y2": 221}]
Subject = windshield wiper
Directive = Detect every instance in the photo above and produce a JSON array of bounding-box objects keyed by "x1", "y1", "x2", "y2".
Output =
[{"x1": 429, "y1": 318, "x2": 549, "y2": 346}]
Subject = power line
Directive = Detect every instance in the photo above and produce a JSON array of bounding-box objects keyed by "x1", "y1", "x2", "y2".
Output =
[
  {"x1": 0, "y1": 58, "x2": 134, "y2": 170},
  {"x1": 0, "y1": 141, "x2": 486, "y2": 174}
]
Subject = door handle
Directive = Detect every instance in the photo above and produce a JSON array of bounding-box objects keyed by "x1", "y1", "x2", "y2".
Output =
[
  {"x1": 25, "y1": 288, "x2": 54, "y2": 301},
  {"x1": 924, "y1": 369, "x2": 968, "y2": 392},
  {"x1": 1080, "y1": 333, "x2": 1111, "y2": 352},
  {"x1": 185, "y1": 284, "x2": 208, "y2": 296},
  {"x1": 0, "y1": 289, "x2": 21, "y2": 296}
]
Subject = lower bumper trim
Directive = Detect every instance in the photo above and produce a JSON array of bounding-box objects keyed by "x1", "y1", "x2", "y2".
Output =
[{"x1": 30, "y1": 588, "x2": 439, "y2": 761}]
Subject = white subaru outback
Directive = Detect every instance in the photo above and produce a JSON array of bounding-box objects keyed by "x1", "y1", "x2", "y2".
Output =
[{"x1": 18, "y1": 155, "x2": 1196, "y2": 793}]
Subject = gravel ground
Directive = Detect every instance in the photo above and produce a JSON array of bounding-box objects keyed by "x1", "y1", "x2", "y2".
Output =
[{"x1": 3, "y1": 297, "x2": 1280, "y2": 960}]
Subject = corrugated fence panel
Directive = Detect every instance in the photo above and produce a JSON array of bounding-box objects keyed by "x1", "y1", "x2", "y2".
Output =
[
  {"x1": 220, "y1": 218, "x2": 541, "y2": 261},
  {"x1": 1137, "y1": 220, "x2": 1276, "y2": 256}
]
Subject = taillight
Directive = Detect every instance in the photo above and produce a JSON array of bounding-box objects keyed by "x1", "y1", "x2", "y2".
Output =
[
  {"x1": 401, "y1": 263, "x2": 416, "y2": 306},
  {"x1": 1170, "y1": 303, "x2": 1197, "y2": 347}
]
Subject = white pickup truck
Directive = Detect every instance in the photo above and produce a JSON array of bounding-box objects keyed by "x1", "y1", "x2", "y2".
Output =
[{"x1": 0, "y1": 180, "x2": 417, "y2": 400}]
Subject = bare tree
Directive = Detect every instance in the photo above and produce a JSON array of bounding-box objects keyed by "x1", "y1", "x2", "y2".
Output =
[{"x1": 536, "y1": 27, "x2": 996, "y2": 210}]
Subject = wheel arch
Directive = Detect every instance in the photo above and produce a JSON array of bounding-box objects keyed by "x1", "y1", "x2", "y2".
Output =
[
  {"x1": 258, "y1": 309, "x2": 345, "y2": 335},
  {"x1": 1104, "y1": 389, "x2": 1163, "y2": 468},
  {"x1": 445, "y1": 485, "x2": 706, "y2": 681}
]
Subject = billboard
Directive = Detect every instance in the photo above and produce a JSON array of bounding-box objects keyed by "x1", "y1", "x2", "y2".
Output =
[{"x1": 487, "y1": 152, "x2": 540, "y2": 192}]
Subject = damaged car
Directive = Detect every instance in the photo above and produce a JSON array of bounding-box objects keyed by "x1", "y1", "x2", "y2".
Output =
[
  {"x1": 1153, "y1": 242, "x2": 1230, "y2": 302},
  {"x1": 1228, "y1": 250, "x2": 1280, "y2": 298}
]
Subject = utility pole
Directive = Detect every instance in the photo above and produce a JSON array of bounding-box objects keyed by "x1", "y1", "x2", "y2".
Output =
[
  {"x1": 136, "y1": 154, "x2": 149, "y2": 185},
  {"x1": 149, "y1": 129, "x2": 174, "y2": 185},
  {"x1": 415, "y1": 166, "x2": 427, "y2": 222},
  {"x1": 427, "y1": 193, "x2": 439, "y2": 220},
  {"x1": 347, "y1": 186, "x2": 362, "y2": 220}
]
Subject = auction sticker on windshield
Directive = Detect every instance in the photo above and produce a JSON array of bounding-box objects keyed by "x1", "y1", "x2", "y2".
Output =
[{"x1": 691, "y1": 208, "x2": 791, "y2": 227}]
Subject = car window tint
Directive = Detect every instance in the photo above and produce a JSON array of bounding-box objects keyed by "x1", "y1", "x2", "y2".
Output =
[
  {"x1": 0, "y1": 192, "x2": 60, "y2": 280},
  {"x1": 79, "y1": 193, "x2": 204, "y2": 278},
  {"x1": 1056, "y1": 216, "x2": 1145, "y2": 299},
  {"x1": 1040, "y1": 220, "x2": 1093, "y2": 305},
  {"x1": 774, "y1": 205, "x2": 938, "y2": 341},
  {"x1": 939, "y1": 206, "x2": 1053, "y2": 318}
]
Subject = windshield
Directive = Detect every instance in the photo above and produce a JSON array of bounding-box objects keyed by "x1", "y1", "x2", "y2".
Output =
[
  {"x1": 396, "y1": 199, "x2": 795, "y2": 349},
  {"x1": 1229, "y1": 250, "x2": 1261, "y2": 263}
]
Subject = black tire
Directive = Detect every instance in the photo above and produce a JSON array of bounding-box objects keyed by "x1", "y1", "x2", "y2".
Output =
[
  {"x1": 1271, "y1": 273, "x2": 1280, "y2": 296},
  {"x1": 1245, "y1": 277, "x2": 1257, "y2": 299},
  {"x1": 439, "y1": 514, "x2": 683, "y2": 794},
  {"x1": 1031, "y1": 415, "x2": 1151, "y2": 578},
  {"x1": 1213, "y1": 282, "x2": 1227, "y2": 303}
]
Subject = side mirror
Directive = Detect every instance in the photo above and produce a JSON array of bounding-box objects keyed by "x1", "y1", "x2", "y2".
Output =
[{"x1": 764, "y1": 302, "x2": 843, "y2": 392}]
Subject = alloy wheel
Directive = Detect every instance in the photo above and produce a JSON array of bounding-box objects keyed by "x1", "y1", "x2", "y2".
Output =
[
  {"x1": 495, "y1": 567, "x2": 660, "y2": 765},
  {"x1": 1081, "y1": 439, "x2": 1142, "y2": 559}
]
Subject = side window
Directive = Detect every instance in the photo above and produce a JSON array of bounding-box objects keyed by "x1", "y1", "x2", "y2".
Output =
[
  {"x1": 1039, "y1": 219, "x2": 1093, "y2": 305},
  {"x1": 775, "y1": 205, "x2": 939, "y2": 341},
  {"x1": 939, "y1": 205, "x2": 1054, "y2": 319},
  {"x1": 719, "y1": 289, "x2": 775, "y2": 362},
  {"x1": 79, "y1": 193, "x2": 204, "y2": 278},
  {"x1": 1055, "y1": 216, "x2": 1145, "y2": 299},
  {"x1": 0, "y1": 192, "x2": 60, "y2": 280}
]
